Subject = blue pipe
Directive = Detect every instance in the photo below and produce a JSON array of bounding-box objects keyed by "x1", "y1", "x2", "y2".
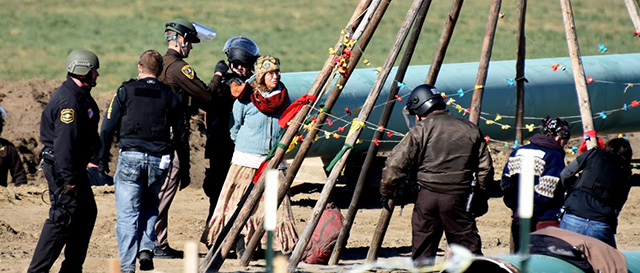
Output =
[{"x1": 281, "y1": 54, "x2": 640, "y2": 158}]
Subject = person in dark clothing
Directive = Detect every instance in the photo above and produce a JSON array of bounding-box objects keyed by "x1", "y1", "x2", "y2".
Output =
[
  {"x1": 95, "y1": 50, "x2": 188, "y2": 273},
  {"x1": 379, "y1": 84, "x2": 495, "y2": 264},
  {"x1": 203, "y1": 36, "x2": 259, "y2": 224},
  {"x1": 559, "y1": 137, "x2": 633, "y2": 248},
  {"x1": 28, "y1": 49, "x2": 101, "y2": 273},
  {"x1": 0, "y1": 108, "x2": 27, "y2": 187},
  {"x1": 155, "y1": 17, "x2": 222, "y2": 259},
  {"x1": 501, "y1": 116, "x2": 570, "y2": 253}
]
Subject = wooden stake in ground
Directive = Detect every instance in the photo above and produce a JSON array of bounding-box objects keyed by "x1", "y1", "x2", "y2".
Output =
[
  {"x1": 184, "y1": 241, "x2": 199, "y2": 273},
  {"x1": 469, "y1": 0, "x2": 502, "y2": 125},
  {"x1": 287, "y1": 1, "x2": 426, "y2": 271},
  {"x1": 367, "y1": 0, "x2": 465, "y2": 263},
  {"x1": 329, "y1": 0, "x2": 433, "y2": 266},
  {"x1": 514, "y1": 0, "x2": 527, "y2": 145},
  {"x1": 559, "y1": 0, "x2": 596, "y2": 149}
]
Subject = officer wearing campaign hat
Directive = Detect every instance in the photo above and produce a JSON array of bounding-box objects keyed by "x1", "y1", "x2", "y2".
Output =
[{"x1": 28, "y1": 49, "x2": 102, "y2": 272}]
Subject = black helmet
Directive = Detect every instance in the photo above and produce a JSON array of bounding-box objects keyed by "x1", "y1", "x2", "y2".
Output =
[
  {"x1": 165, "y1": 18, "x2": 200, "y2": 43},
  {"x1": 223, "y1": 36, "x2": 259, "y2": 66},
  {"x1": 541, "y1": 116, "x2": 571, "y2": 140},
  {"x1": 406, "y1": 84, "x2": 445, "y2": 116}
]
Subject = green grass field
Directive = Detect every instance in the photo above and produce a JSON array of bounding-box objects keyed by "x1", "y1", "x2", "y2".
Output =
[{"x1": 1, "y1": 0, "x2": 638, "y2": 94}]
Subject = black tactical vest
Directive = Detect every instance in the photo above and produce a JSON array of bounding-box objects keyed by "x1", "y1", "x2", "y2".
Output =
[
  {"x1": 573, "y1": 150, "x2": 630, "y2": 209},
  {"x1": 119, "y1": 79, "x2": 172, "y2": 141}
]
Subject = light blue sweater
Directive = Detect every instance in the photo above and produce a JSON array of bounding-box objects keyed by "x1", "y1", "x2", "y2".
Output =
[{"x1": 229, "y1": 96, "x2": 290, "y2": 156}]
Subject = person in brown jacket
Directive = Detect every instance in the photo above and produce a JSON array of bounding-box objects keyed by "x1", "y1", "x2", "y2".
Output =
[
  {"x1": 0, "y1": 108, "x2": 27, "y2": 187},
  {"x1": 155, "y1": 17, "x2": 224, "y2": 259},
  {"x1": 379, "y1": 84, "x2": 496, "y2": 264}
]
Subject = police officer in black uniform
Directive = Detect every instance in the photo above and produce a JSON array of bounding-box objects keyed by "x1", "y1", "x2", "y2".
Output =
[
  {"x1": 155, "y1": 17, "x2": 223, "y2": 258},
  {"x1": 95, "y1": 50, "x2": 188, "y2": 273},
  {"x1": 28, "y1": 49, "x2": 101, "y2": 273},
  {"x1": 203, "y1": 36, "x2": 259, "y2": 224}
]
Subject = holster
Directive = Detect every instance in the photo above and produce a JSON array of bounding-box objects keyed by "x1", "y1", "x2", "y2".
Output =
[{"x1": 41, "y1": 148, "x2": 65, "y2": 187}]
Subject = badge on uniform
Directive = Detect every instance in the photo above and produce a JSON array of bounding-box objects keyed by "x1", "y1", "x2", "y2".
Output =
[
  {"x1": 181, "y1": 65, "x2": 195, "y2": 79},
  {"x1": 88, "y1": 108, "x2": 94, "y2": 119},
  {"x1": 60, "y1": 109, "x2": 75, "y2": 124}
]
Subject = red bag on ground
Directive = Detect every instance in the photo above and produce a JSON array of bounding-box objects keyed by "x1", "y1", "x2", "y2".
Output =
[{"x1": 302, "y1": 203, "x2": 345, "y2": 264}]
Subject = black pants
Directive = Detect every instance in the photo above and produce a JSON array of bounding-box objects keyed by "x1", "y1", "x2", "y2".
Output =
[
  {"x1": 203, "y1": 135, "x2": 234, "y2": 224},
  {"x1": 28, "y1": 161, "x2": 97, "y2": 273},
  {"x1": 411, "y1": 187, "x2": 482, "y2": 262}
]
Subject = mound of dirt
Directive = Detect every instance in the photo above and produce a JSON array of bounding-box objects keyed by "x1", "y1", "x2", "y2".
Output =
[{"x1": 0, "y1": 79, "x2": 209, "y2": 188}]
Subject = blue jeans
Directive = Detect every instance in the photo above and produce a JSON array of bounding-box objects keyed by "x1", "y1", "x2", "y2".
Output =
[
  {"x1": 560, "y1": 212, "x2": 616, "y2": 248},
  {"x1": 114, "y1": 151, "x2": 168, "y2": 271}
]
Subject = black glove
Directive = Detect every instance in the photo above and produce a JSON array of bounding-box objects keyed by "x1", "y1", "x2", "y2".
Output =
[
  {"x1": 380, "y1": 195, "x2": 394, "y2": 212},
  {"x1": 98, "y1": 160, "x2": 110, "y2": 174},
  {"x1": 215, "y1": 60, "x2": 229, "y2": 74},
  {"x1": 468, "y1": 191, "x2": 490, "y2": 218}
]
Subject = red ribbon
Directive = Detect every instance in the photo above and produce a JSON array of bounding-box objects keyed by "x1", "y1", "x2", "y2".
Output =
[
  {"x1": 578, "y1": 130, "x2": 605, "y2": 153},
  {"x1": 278, "y1": 94, "x2": 317, "y2": 129}
]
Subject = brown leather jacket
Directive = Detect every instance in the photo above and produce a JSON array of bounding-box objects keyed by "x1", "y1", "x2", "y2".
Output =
[{"x1": 380, "y1": 110, "x2": 494, "y2": 196}]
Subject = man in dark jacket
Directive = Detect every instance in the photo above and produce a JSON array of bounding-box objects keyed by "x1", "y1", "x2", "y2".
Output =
[
  {"x1": 0, "y1": 108, "x2": 27, "y2": 187},
  {"x1": 559, "y1": 137, "x2": 633, "y2": 248},
  {"x1": 96, "y1": 50, "x2": 188, "y2": 272},
  {"x1": 501, "y1": 116, "x2": 570, "y2": 253},
  {"x1": 380, "y1": 84, "x2": 495, "y2": 263},
  {"x1": 29, "y1": 49, "x2": 101, "y2": 273}
]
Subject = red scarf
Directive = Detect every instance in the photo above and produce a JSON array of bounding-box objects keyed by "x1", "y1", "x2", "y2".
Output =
[{"x1": 250, "y1": 82, "x2": 289, "y2": 115}]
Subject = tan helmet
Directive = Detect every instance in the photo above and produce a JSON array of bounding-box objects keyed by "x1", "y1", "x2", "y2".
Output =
[{"x1": 66, "y1": 49, "x2": 99, "y2": 75}]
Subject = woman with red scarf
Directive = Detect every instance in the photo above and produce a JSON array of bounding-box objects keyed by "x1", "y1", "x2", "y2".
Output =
[{"x1": 201, "y1": 55, "x2": 298, "y2": 256}]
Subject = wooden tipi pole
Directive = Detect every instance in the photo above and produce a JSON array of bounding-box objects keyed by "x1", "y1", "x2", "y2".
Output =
[
  {"x1": 328, "y1": 0, "x2": 433, "y2": 266},
  {"x1": 235, "y1": 0, "x2": 389, "y2": 267},
  {"x1": 197, "y1": 0, "x2": 377, "y2": 271},
  {"x1": 367, "y1": 0, "x2": 464, "y2": 262},
  {"x1": 624, "y1": 0, "x2": 640, "y2": 32},
  {"x1": 514, "y1": 0, "x2": 527, "y2": 145},
  {"x1": 425, "y1": 0, "x2": 464, "y2": 85},
  {"x1": 469, "y1": 0, "x2": 503, "y2": 125},
  {"x1": 287, "y1": 1, "x2": 426, "y2": 271},
  {"x1": 558, "y1": 0, "x2": 596, "y2": 149}
]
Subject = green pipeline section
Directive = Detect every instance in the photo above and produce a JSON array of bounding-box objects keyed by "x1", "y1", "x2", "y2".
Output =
[
  {"x1": 281, "y1": 54, "x2": 640, "y2": 158},
  {"x1": 463, "y1": 251, "x2": 640, "y2": 272}
]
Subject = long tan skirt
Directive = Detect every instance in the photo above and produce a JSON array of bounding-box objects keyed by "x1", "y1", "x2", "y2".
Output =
[{"x1": 200, "y1": 164, "x2": 298, "y2": 253}]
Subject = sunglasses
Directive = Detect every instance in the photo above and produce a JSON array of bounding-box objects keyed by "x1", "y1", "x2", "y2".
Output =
[{"x1": 231, "y1": 62, "x2": 252, "y2": 68}]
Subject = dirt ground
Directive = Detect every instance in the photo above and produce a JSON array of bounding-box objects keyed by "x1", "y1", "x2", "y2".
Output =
[{"x1": 1, "y1": 79, "x2": 639, "y2": 272}]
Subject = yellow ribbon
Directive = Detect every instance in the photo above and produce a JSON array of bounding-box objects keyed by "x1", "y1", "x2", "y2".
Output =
[{"x1": 346, "y1": 119, "x2": 365, "y2": 141}]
